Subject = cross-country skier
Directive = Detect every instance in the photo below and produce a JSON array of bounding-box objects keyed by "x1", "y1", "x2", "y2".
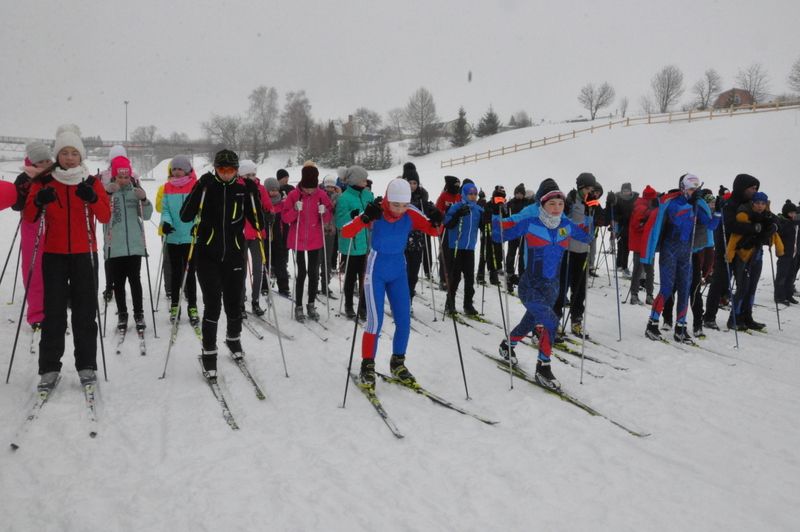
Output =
[{"x1": 443, "y1": 182, "x2": 483, "y2": 316}]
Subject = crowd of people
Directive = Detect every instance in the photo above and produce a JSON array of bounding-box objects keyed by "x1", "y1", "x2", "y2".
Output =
[{"x1": 4, "y1": 124, "x2": 799, "y2": 394}]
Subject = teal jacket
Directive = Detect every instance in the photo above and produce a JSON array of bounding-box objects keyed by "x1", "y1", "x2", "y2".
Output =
[
  {"x1": 103, "y1": 183, "x2": 153, "y2": 258},
  {"x1": 335, "y1": 185, "x2": 374, "y2": 256},
  {"x1": 160, "y1": 176, "x2": 197, "y2": 244}
]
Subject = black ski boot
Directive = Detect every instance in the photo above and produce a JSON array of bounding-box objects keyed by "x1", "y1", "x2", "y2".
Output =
[
  {"x1": 188, "y1": 306, "x2": 200, "y2": 327},
  {"x1": 201, "y1": 350, "x2": 218, "y2": 382},
  {"x1": 673, "y1": 323, "x2": 693, "y2": 343},
  {"x1": 463, "y1": 303, "x2": 480, "y2": 317},
  {"x1": 78, "y1": 369, "x2": 97, "y2": 386},
  {"x1": 444, "y1": 297, "x2": 456, "y2": 316},
  {"x1": 117, "y1": 312, "x2": 128, "y2": 332},
  {"x1": 727, "y1": 315, "x2": 747, "y2": 331},
  {"x1": 134, "y1": 312, "x2": 146, "y2": 333},
  {"x1": 359, "y1": 358, "x2": 375, "y2": 390},
  {"x1": 225, "y1": 337, "x2": 244, "y2": 360},
  {"x1": 38, "y1": 371, "x2": 60, "y2": 392},
  {"x1": 703, "y1": 319, "x2": 720, "y2": 331},
  {"x1": 743, "y1": 313, "x2": 765, "y2": 331},
  {"x1": 344, "y1": 305, "x2": 357, "y2": 319},
  {"x1": 251, "y1": 301, "x2": 266, "y2": 317},
  {"x1": 535, "y1": 360, "x2": 561, "y2": 390},
  {"x1": 390, "y1": 355, "x2": 416, "y2": 386},
  {"x1": 499, "y1": 339, "x2": 518, "y2": 366},
  {"x1": 294, "y1": 305, "x2": 306, "y2": 323},
  {"x1": 661, "y1": 318, "x2": 672, "y2": 331},
  {"x1": 693, "y1": 324, "x2": 705, "y2": 339},
  {"x1": 306, "y1": 304, "x2": 320, "y2": 321},
  {"x1": 645, "y1": 318, "x2": 662, "y2": 340}
]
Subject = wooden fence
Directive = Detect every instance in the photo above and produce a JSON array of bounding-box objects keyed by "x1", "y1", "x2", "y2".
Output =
[{"x1": 440, "y1": 100, "x2": 800, "y2": 168}]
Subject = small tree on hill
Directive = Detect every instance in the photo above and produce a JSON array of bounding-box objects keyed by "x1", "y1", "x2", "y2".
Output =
[
  {"x1": 475, "y1": 106, "x2": 501, "y2": 137},
  {"x1": 450, "y1": 106, "x2": 472, "y2": 147}
]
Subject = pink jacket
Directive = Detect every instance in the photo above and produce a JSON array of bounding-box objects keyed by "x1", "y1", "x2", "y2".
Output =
[
  {"x1": 242, "y1": 178, "x2": 271, "y2": 240},
  {"x1": 281, "y1": 187, "x2": 333, "y2": 251}
]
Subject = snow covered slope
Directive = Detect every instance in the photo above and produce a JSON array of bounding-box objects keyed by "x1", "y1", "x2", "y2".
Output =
[{"x1": 0, "y1": 110, "x2": 799, "y2": 531}]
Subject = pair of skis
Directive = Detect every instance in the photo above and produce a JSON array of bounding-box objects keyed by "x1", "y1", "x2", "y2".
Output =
[
  {"x1": 198, "y1": 350, "x2": 268, "y2": 431},
  {"x1": 115, "y1": 326, "x2": 147, "y2": 356}
]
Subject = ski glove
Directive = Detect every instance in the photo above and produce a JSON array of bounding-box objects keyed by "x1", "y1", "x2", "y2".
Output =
[
  {"x1": 318, "y1": 204, "x2": 326, "y2": 215},
  {"x1": 455, "y1": 204, "x2": 471, "y2": 218},
  {"x1": 35, "y1": 187, "x2": 57, "y2": 207},
  {"x1": 427, "y1": 208, "x2": 443, "y2": 227},
  {"x1": 243, "y1": 178, "x2": 259, "y2": 196},
  {"x1": 161, "y1": 222, "x2": 175, "y2": 234},
  {"x1": 133, "y1": 187, "x2": 146, "y2": 200},
  {"x1": 295, "y1": 200, "x2": 304, "y2": 211},
  {"x1": 106, "y1": 182, "x2": 120, "y2": 194},
  {"x1": 350, "y1": 209, "x2": 361, "y2": 219},
  {"x1": 76, "y1": 181, "x2": 98, "y2": 203},
  {"x1": 360, "y1": 198, "x2": 383, "y2": 223}
]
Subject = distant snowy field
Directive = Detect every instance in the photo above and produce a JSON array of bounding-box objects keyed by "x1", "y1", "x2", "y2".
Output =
[{"x1": 1, "y1": 110, "x2": 799, "y2": 531}]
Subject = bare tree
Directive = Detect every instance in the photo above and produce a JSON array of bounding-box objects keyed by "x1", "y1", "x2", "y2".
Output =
[
  {"x1": 736, "y1": 63, "x2": 770, "y2": 104},
  {"x1": 202, "y1": 114, "x2": 243, "y2": 149},
  {"x1": 639, "y1": 95, "x2": 655, "y2": 115},
  {"x1": 247, "y1": 85, "x2": 279, "y2": 161},
  {"x1": 651, "y1": 65, "x2": 685, "y2": 113},
  {"x1": 130, "y1": 125, "x2": 157, "y2": 144},
  {"x1": 789, "y1": 56, "x2": 800, "y2": 93},
  {"x1": 511, "y1": 110, "x2": 533, "y2": 127},
  {"x1": 404, "y1": 87, "x2": 439, "y2": 154},
  {"x1": 577, "y1": 82, "x2": 616, "y2": 120},
  {"x1": 386, "y1": 108, "x2": 405, "y2": 138},
  {"x1": 353, "y1": 107, "x2": 383, "y2": 135},
  {"x1": 279, "y1": 90, "x2": 312, "y2": 148},
  {"x1": 692, "y1": 68, "x2": 722, "y2": 110},
  {"x1": 619, "y1": 96, "x2": 629, "y2": 117}
]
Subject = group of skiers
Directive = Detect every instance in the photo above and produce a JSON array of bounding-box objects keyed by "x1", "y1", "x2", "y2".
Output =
[{"x1": 4, "y1": 126, "x2": 799, "y2": 394}]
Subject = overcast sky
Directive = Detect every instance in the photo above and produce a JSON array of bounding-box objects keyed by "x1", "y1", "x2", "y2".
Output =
[{"x1": 2, "y1": 0, "x2": 798, "y2": 141}]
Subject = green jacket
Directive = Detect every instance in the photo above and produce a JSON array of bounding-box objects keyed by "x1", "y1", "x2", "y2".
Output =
[
  {"x1": 335, "y1": 185, "x2": 374, "y2": 256},
  {"x1": 103, "y1": 183, "x2": 153, "y2": 258}
]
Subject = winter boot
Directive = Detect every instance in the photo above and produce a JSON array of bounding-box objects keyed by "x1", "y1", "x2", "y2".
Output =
[
  {"x1": 727, "y1": 315, "x2": 747, "y2": 331},
  {"x1": 571, "y1": 321, "x2": 589, "y2": 339},
  {"x1": 344, "y1": 305, "x2": 357, "y2": 319},
  {"x1": 645, "y1": 294, "x2": 654, "y2": 306},
  {"x1": 357, "y1": 305, "x2": 367, "y2": 321},
  {"x1": 534, "y1": 360, "x2": 561, "y2": 390},
  {"x1": 38, "y1": 371, "x2": 59, "y2": 392},
  {"x1": 225, "y1": 337, "x2": 244, "y2": 360},
  {"x1": 444, "y1": 297, "x2": 456, "y2": 316},
  {"x1": 390, "y1": 355, "x2": 416, "y2": 386},
  {"x1": 117, "y1": 311, "x2": 129, "y2": 332},
  {"x1": 645, "y1": 318, "x2": 662, "y2": 340},
  {"x1": 187, "y1": 306, "x2": 200, "y2": 327},
  {"x1": 476, "y1": 274, "x2": 486, "y2": 285},
  {"x1": 306, "y1": 304, "x2": 320, "y2": 321},
  {"x1": 703, "y1": 319, "x2": 720, "y2": 331},
  {"x1": 489, "y1": 271, "x2": 500, "y2": 286},
  {"x1": 629, "y1": 294, "x2": 641, "y2": 305},
  {"x1": 294, "y1": 305, "x2": 306, "y2": 323},
  {"x1": 661, "y1": 318, "x2": 673, "y2": 331},
  {"x1": 499, "y1": 340, "x2": 518, "y2": 366},
  {"x1": 693, "y1": 324, "x2": 705, "y2": 339},
  {"x1": 674, "y1": 323, "x2": 693, "y2": 344},
  {"x1": 358, "y1": 358, "x2": 375, "y2": 390},
  {"x1": 201, "y1": 350, "x2": 218, "y2": 381},
  {"x1": 169, "y1": 305, "x2": 179, "y2": 324},
  {"x1": 788, "y1": 296, "x2": 799, "y2": 305},
  {"x1": 743, "y1": 313, "x2": 765, "y2": 331},
  {"x1": 251, "y1": 301, "x2": 266, "y2": 317},
  {"x1": 134, "y1": 312, "x2": 146, "y2": 333},
  {"x1": 78, "y1": 368, "x2": 97, "y2": 386},
  {"x1": 554, "y1": 326, "x2": 566, "y2": 345},
  {"x1": 463, "y1": 303, "x2": 480, "y2": 317}
]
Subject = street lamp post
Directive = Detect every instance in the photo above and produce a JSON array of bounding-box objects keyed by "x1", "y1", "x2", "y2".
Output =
[{"x1": 124, "y1": 100, "x2": 129, "y2": 143}]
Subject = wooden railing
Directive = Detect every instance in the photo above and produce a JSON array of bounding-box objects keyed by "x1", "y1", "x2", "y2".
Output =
[{"x1": 440, "y1": 100, "x2": 800, "y2": 168}]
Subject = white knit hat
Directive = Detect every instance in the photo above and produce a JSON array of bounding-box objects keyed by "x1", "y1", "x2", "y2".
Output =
[
  {"x1": 322, "y1": 174, "x2": 337, "y2": 187},
  {"x1": 386, "y1": 178, "x2": 411, "y2": 203},
  {"x1": 108, "y1": 144, "x2": 127, "y2": 161},
  {"x1": 238, "y1": 159, "x2": 257, "y2": 176},
  {"x1": 53, "y1": 124, "x2": 86, "y2": 161}
]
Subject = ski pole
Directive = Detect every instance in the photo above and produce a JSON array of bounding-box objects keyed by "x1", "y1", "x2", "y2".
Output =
[
  {"x1": 137, "y1": 196, "x2": 158, "y2": 338},
  {"x1": 422, "y1": 228, "x2": 438, "y2": 321},
  {"x1": 768, "y1": 245, "x2": 782, "y2": 331},
  {"x1": 438, "y1": 233, "x2": 470, "y2": 399},
  {"x1": 161, "y1": 187, "x2": 206, "y2": 379},
  {"x1": 0, "y1": 218, "x2": 22, "y2": 290},
  {"x1": 82, "y1": 196, "x2": 108, "y2": 382},
  {"x1": 320, "y1": 208, "x2": 331, "y2": 321},
  {"x1": 291, "y1": 199, "x2": 301, "y2": 319},
  {"x1": 154, "y1": 236, "x2": 166, "y2": 311},
  {"x1": 7, "y1": 242, "x2": 21, "y2": 304},
  {"x1": 250, "y1": 191, "x2": 288, "y2": 377},
  {"x1": 340, "y1": 284, "x2": 362, "y2": 408},
  {"x1": 558, "y1": 251, "x2": 572, "y2": 335},
  {"x1": 579, "y1": 252, "x2": 591, "y2": 384},
  {"x1": 610, "y1": 205, "x2": 622, "y2": 341},
  {"x1": 495, "y1": 210, "x2": 514, "y2": 390},
  {"x1": 6, "y1": 212, "x2": 45, "y2": 383},
  {"x1": 720, "y1": 220, "x2": 740, "y2": 348}
]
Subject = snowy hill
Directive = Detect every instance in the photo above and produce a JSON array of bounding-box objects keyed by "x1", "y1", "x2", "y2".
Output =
[{"x1": 1, "y1": 111, "x2": 799, "y2": 531}]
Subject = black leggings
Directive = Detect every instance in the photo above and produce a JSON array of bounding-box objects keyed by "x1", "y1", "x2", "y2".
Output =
[
  {"x1": 168, "y1": 243, "x2": 197, "y2": 308},
  {"x1": 343, "y1": 254, "x2": 366, "y2": 310},
  {"x1": 295, "y1": 249, "x2": 321, "y2": 306},
  {"x1": 109, "y1": 255, "x2": 143, "y2": 315}
]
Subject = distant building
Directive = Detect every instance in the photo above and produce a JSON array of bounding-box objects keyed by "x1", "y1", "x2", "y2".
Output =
[{"x1": 713, "y1": 88, "x2": 754, "y2": 109}]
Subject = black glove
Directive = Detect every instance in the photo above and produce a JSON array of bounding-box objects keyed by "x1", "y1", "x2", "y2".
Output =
[
  {"x1": 360, "y1": 198, "x2": 383, "y2": 223},
  {"x1": 199, "y1": 173, "x2": 215, "y2": 188},
  {"x1": 688, "y1": 189, "x2": 702, "y2": 205},
  {"x1": 243, "y1": 178, "x2": 259, "y2": 195},
  {"x1": 34, "y1": 187, "x2": 57, "y2": 207},
  {"x1": 263, "y1": 211, "x2": 275, "y2": 226},
  {"x1": 76, "y1": 181, "x2": 98, "y2": 203},
  {"x1": 161, "y1": 222, "x2": 175, "y2": 234},
  {"x1": 427, "y1": 209, "x2": 443, "y2": 227},
  {"x1": 455, "y1": 204, "x2": 471, "y2": 218},
  {"x1": 350, "y1": 209, "x2": 361, "y2": 219}
]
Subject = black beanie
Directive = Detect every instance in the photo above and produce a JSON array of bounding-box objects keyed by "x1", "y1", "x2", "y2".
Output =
[
  {"x1": 492, "y1": 185, "x2": 506, "y2": 199},
  {"x1": 576, "y1": 172, "x2": 597, "y2": 189},
  {"x1": 402, "y1": 162, "x2": 419, "y2": 183},
  {"x1": 300, "y1": 165, "x2": 319, "y2": 188},
  {"x1": 444, "y1": 175, "x2": 459, "y2": 186},
  {"x1": 536, "y1": 178, "x2": 563, "y2": 203},
  {"x1": 213, "y1": 149, "x2": 239, "y2": 168},
  {"x1": 514, "y1": 183, "x2": 526, "y2": 196},
  {"x1": 783, "y1": 200, "x2": 798, "y2": 216},
  {"x1": 276, "y1": 168, "x2": 289, "y2": 180}
]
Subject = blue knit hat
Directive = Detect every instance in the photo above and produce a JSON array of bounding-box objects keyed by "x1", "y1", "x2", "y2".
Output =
[{"x1": 752, "y1": 191, "x2": 768, "y2": 203}]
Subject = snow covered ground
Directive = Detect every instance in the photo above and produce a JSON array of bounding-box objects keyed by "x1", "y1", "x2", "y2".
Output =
[{"x1": 1, "y1": 111, "x2": 799, "y2": 531}]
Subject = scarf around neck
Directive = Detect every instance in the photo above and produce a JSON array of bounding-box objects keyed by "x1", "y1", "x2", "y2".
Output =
[
  {"x1": 539, "y1": 207, "x2": 562, "y2": 229},
  {"x1": 52, "y1": 163, "x2": 90, "y2": 186}
]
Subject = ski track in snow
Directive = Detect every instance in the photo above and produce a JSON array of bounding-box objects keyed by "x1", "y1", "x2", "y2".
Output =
[{"x1": 2, "y1": 113, "x2": 800, "y2": 531}]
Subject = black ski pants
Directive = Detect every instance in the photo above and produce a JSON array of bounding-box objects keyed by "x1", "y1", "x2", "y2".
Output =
[
  {"x1": 196, "y1": 253, "x2": 245, "y2": 351},
  {"x1": 109, "y1": 255, "x2": 143, "y2": 315},
  {"x1": 554, "y1": 250, "x2": 588, "y2": 325},
  {"x1": 168, "y1": 243, "x2": 197, "y2": 309}
]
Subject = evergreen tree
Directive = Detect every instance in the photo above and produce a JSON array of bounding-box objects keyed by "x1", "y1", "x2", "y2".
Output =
[
  {"x1": 475, "y1": 106, "x2": 501, "y2": 137},
  {"x1": 450, "y1": 106, "x2": 472, "y2": 147}
]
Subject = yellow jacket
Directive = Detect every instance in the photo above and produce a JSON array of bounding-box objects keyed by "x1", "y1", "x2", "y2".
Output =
[{"x1": 726, "y1": 210, "x2": 784, "y2": 262}]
